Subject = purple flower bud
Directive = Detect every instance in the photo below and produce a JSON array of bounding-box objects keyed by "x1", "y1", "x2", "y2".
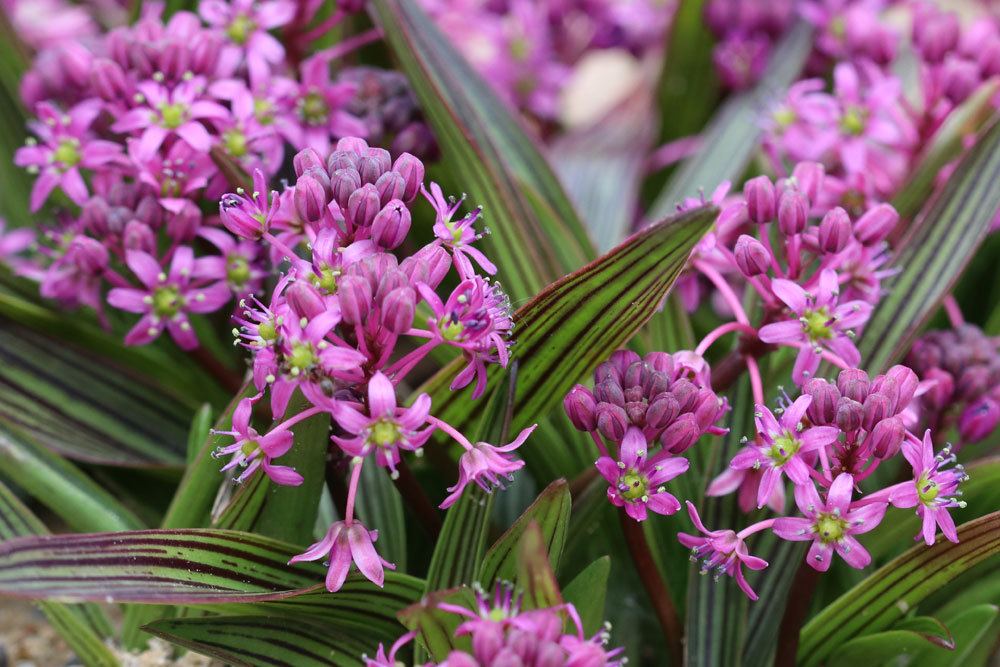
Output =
[
  {"x1": 643, "y1": 370, "x2": 671, "y2": 397},
  {"x1": 835, "y1": 397, "x2": 864, "y2": 432},
  {"x1": 837, "y1": 368, "x2": 870, "y2": 403},
  {"x1": 293, "y1": 173, "x2": 328, "y2": 224},
  {"x1": 862, "y1": 392, "x2": 891, "y2": 431},
  {"x1": 338, "y1": 274, "x2": 372, "y2": 325},
  {"x1": 956, "y1": 366, "x2": 991, "y2": 401},
  {"x1": 400, "y1": 243, "x2": 450, "y2": 289},
  {"x1": 923, "y1": 368, "x2": 955, "y2": 409},
  {"x1": 123, "y1": 220, "x2": 156, "y2": 253},
  {"x1": 958, "y1": 396, "x2": 1000, "y2": 443},
  {"x1": 381, "y1": 286, "x2": 416, "y2": 333},
  {"x1": 347, "y1": 184, "x2": 381, "y2": 229},
  {"x1": 564, "y1": 385, "x2": 598, "y2": 432},
  {"x1": 866, "y1": 416, "x2": 905, "y2": 459},
  {"x1": 818, "y1": 207, "x2": 852, "y2": 254},
  {"x1": 364, "y1": 147, "x2": 392, "y2": 174},
  {"x1": 854, "y1": 203, "x2": 898, "y2": 246},
  {"x1": 336, "y1": 137, "x2": 369, "y2": 155},
  {"x1": 392, "y1": 152, "x2": 425, "y2": 202},
  {"x1": 884, "y1": 365, "x2": 919, "y2": 412},
  {"x1": 371, "y1": 201, "x2": 411, "y2": 250},
  {"x1": 803, "y1": 378, "x2": 840, "y2": 425},
  {"x1": 623, "y1": 361, "x2": 646, "y2": 389},
  {"x1": 596, "y1": 403, "x2": 629, "y2": 442},
  {"x1": 734, "y1": 234, "x2": 771, "y2": 276},
  {"x1": 357, "y1": 156, "x2": 385, "y2": 185},
  {"x1": 286, "y1": 281, "x2": 326, "y2": 320},
  {"x1": 791, "y1": 162, "x2": 824, "y2": 203},
  {"x1": 327, "y1": 150, "x2": 359, "y2": 173},
  {"x1": 91, "y1": 58, "x2": 129, "y2": 101},
  {"x1": 375, "y1": 268, "x2": 408, "y2": 304},
  {"x1": 594, "y1": 361, "x2": 621, "y2": 385},
  {"x1": 644, "y1": 352, "x2": 674, "y2": 376},
  {"x1": 646, "y1": 394, "x2": 680, "y2": 430},
  {"x1": 625, "y1": 401, "x2": 648, "y2": 425},
  {"x1": 594, "y1": 379, "x2": 625, "y2": 407},
  {"x1": 693, "y1": 389, "x2": 721, "y2": 429},
  {"x1": 777, "y1": 189, "x2": 808, "y2": 236},
  {"x1": 670, "y1": 378, "x2": 698, "y2": 412},
  {"x1": 609, "y1": 349, "x2": 641, "y2": 376},
  {"x1": 743, "y1": 175, "x2": 776, "y2": 224},
  {"x1": 661, "y1": 413, "x2": 700, "y2": 454},
  {"x1": 913, "y1": 9, "x2": 960, "y2": 63},
  {"x1": 293, "y1": 148, "x2": 326, "y2": 178},
  {"x1": 375, "y1": 171, "x2": 406, "y2": 207},
  {"x1": 135, "y1": 196, "x2": 162, "y2": 227},
  {"x1": 942, "y1": 56, "x2": 981, "y2": 104},
  {"x1": 70, "y1": 236, "x2": 109, "y2": 272},
  {"x1": 330, "y1": 168, "x2": 362, "y2": 211}
]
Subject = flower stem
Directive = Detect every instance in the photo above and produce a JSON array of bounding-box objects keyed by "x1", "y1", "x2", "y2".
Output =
[
  {"x1": 943, "y1": 294, "x2": 965, "y2": 328},
  {"x1": 345, "y1": 457, "x2": 363, "y2": 523},
  {"x1": 695, "y1": 321, "x2": 759, "y2": 357},
  {"x1": 617, "y1": 509, "x2": 683, "y2": 665}
]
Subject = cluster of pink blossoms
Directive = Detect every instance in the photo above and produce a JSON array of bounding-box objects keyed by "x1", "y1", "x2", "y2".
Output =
[
  {"x1": 365, "y1": 584, "x2": 623, "y2": 667},
  {"x1": 211, "y1": 137, "x2": 533, "y2": 592},
  {"x1": 6, "y1": 0, "x2": 430, "y2": 345},
  {"x1": 420, "y1": 0, "x2": 673, "y2": 122}
]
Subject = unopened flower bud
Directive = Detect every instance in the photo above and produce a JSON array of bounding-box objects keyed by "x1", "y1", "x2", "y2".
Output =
[
  {"x1": 923, "y1": 368, "x2": 955, "y2": 409},
  {"x1": 818, "y1": 207, "x2": 852, "y2": 254},
  {"x1": 835, "y1": 397, "x2": 864, "y2": 432},
  {"x1": 623, "y1": 361, "x2": 646, "y2": 390},
  {"x1": 643, "y1": 370, "x2": 671, "y2": 397},
  {"x1": 913, "y1": 10, "x2": 960, "y2": 63},
  {"x1": 286, "y1": 280, "x2": 326, "y2": 319},
  {"x1": 837, "y1": 368, "x2": 870, "y2": 403},
  {"x1": 330, "y1": 168, "x2": 362, "y2": 211},
  {"x1": 777, "y1": 189, "x2": 808, "y2": 236},
  {"x1": 392, "y1": 152, "x2": 425, "y2": 202},
  {"x1": 594, "y1": 379, "x2": 625, "y2": 407},
  {"x1": 956, "y1": 366, "x2": 991, "y2": 401},
  {"x1": 123, "y1": 220, "x2": 156, "y2": 253},
  {"x1": 327, "y1": 150, "x2": 358, "y2": 173},
  {"x1": 594, "y1": 361, "x2": 621, "y2": 385},
  {"x1": 854, "y1": 203, "x2": 898, "y2": 246},
  {"x1": 371, "y1": 201, "x2": 411, "y2": 250},
  {"x1": 375, "y1": 171, "x2": 406, "y2": 206},
  {"x1": 596, "y1": 403, "x2": 628, "y2": 442},
  {"x1": 357, "y1": 156, "x2": 385, "y2": 185},
  {"x1": 336, "y1": 137, "x2": 369, "y2": 155},
  {"x1": 401, "y1": 243, "x2": 450, "y2": 289},
  {"x1": 646, "y1": 394, "x2": 680, "y2": 430},
  {"x1": 661, "y1": 413, "x2": 700, "y2": 454},
  {"x1": 381, "y1": 286, "x2": 416, "y2": 333},
  {"x1": 884, "y1": 365, "x2": 919, "y2": 413},
  {"x1": 693, "y1": 389, "x2": 721, "y2": 429},
  {"x1": 564, "y1": 385, "x2": 597, "y2": 432},
  {"x1": 792, "y1": 162, "x2": 825, "y2": 203},
  {"x1": 743, "y1": 175, "x2": 776, "y2": 224},
  {"x1": 70, "y1": 236, "x2": 109, "y2": 273},
  {"x1": 669, "y1": 378, "x2": 698, "y2": 412},
  {"x1": 347, "y1": 183, "x2": 381, "y2": 229},
  {"x1": 625, "y1": 401, "x2": 648, "y2": 425},
  {"x1": 337, "y1": 274, "x2": 372, "y2": 324},
  {"x1": 862, "y1": 392, "x2": 891, "y2": 431},
  {"x1": 364, "y1": 147, "x2": 392, "y2": 174},
  {"x1": 866, "y1": 416, "x2": 905, "y2": 458},
  {"x1": 803, "y1": 378, "x2": 840, "y2": 425},
  {"x1": 91, "y1": 58, "x2": 129, "y2": 101},
  {"x1": 293, "y1": 148, "x2": 326, "y2": 178},
  {"x1": 293, "y1": 173, "x2": 328, "y2": 224},
  {"x1": 609, "y1": 349, "x2": 641, "y2": 375},
  {"x1": 734, "y1": 234, "x2": 771, "y2": 276},
  {"x1": 644, "y1": 352, "x2": 674, "y2": 376},
  {"x1": 958, "y1": 396, "x2": 1000, "y2": 443}
]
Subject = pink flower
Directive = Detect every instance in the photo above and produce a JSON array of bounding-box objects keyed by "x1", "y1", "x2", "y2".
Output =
[
  {"x1": 15, "y1": 101, "x2": 123, "y2": 211},
  {"x1": 773, "y1": 473, "x2": 886, "y2": 572},
  {"x1": 193, "y1": 227, "x2": 266, "y2": 297},
  {"x1": 220, "y1": 168, "x2": 282, "y2": 240},
  {"x1": 333, "y1": 372, "x2": 434, "y2": 475},
  {"x1": 130, "y1": 140, "x2": 216, "y2": 212},
  {"x1": 213, "y1": 398, "x2": 303, "y2": 485},
  {"x1": 281, "y1": 50, "x2": 368, "y2": 154},
  {"x1": 596, "y1": 427, "x2": 689, "y2": 521},
  {"x1": 730, "y1": 395, "x2": 839, "y2": 508},
  {"x1": 107, "y1": 246, "x2": 231, "y2": 349},
  {"x1": 678, "y1": 501, "x2": 768, "y2": 600},
  {"x1": 758, "y1": 268, "x2": 872, "y2": 384},
  {"x1": 422, "y1": 182, "x2": 496, "y2": 279},
  {"x1": 290, "y1": 519, "x2": 395, "y2": 592},
  {"x1": 199, "y1": 0, "x2": 296, "y2": 85},
  {"x1": 439, "y1": 425, "x2": 535, "y2": 509}
]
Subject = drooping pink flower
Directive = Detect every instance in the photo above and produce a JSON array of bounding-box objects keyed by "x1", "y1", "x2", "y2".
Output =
[
  {"x1": 333, "y1": 372, "x2": 434, "y2": 475},
  {"x1": 773, "y1": 473, "x2": 887, "y2": 571},
  {"x1": 730, "y1": 395, "x2": 840, "y2": 508},
  {"x1": 107, "y1": 246, "x2": 231, "y2": 349},
  {"x1": 213, "y1": 397, "x2": 304, "y2": 485},
  {"x1": 439, "y1": 424, "x2": 535, "y2": 509},
  {"x1": 219, "y1": 168, "x2": 281, "y2": 240},
  {"x1": 15, "y1": 101, "x2": 123, "y2": 211},
  {"x1": 678, "y1": 501, "x2": 768, "y2": 600},
  {"x1": 290, "y1": 519, "x2": 395, "y2": 592},
  {"x1": 758, "y1": 268, "x2": 872, "y2": 384},
  {"x1": 596, "y1": 427, "x2": 688, "y2": 521}
]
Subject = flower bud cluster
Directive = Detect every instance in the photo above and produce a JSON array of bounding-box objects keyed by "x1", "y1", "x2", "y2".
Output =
[{"x1": 703, "y1": 0, "x2": 795, "y2": 90}]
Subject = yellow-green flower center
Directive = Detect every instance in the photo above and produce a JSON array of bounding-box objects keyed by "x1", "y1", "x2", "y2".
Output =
[
  {"x1": 53, "y1": 138, "x2": 81, "y2": 169},
  {"x1": 439, "y1": 319, "x2": 465, "y2": 342},
  {"x1": 840, "y1": 106, "x2": 867, "y2": 136},
  {"x1": 257, "y1": 319, "x2": 278, "y2": 343},
  {"x1": 369, "y1": 419, "x2": 401, "y2": 447},
  {"x1": 226, "y1": 13, "x2": 256, "y2": 45},
  {"x1": 773, "y1": 107, "x2": 796, "y2": 129},
  {"x1": 223, "y1": 128, "x2": 248, "y2": 157},
  {"x1": 288, "y1": 342, "x2": 317, "y2": 373},
  {"x1": 227, "y1": 256, "x2": 251, "y2": 287},
  {"x1": 620, "y1": 470, "x2": 648, "y2": 501},
  {"x1": 815, "y1": 512, "x2": 847, "y2": 543},
  {"x1": 254, "y1": 98, "x2": 275, "y2": 125},
  {"x1": 152, "y1": 285, "x2": 182, "y2": 318},
  {"x1": 768, "y1": 431, "x2": 802, "y2": 466},
  {"x1": 917, "y1": 473, "x2": 939, "y2": 505},
  {"x1": 159, "y1": 102, "x2": 187, "y2": 129},
  {"x1": 802, "y1": 306, "x2": 833, "y2": 342},
  {"x1": 312, "y1": 267, "x2": 339, "y2": 294},
  {"x1": 240, "y1": 439, "x2": 261, "y2": 457},
  {"x1": 300, "y1": 92, "x2": 329, "y2": 126}
]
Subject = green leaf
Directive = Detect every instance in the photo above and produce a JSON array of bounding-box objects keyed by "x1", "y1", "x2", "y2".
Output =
[
  {"x1": 145, "y1": 615, "x2": 372, "y2": 666},
  {"x1": 0, "y1": 481, "x2": 119, "y2": 667},
  {"x1": 418, "y1": 204, "x2": 716, "y2": 476},
  {"x1": 0, "y1": 317, "x2": 193, "y2": 466},
  {"x1": 797, "y1": 511, "x2": 1000, "y2": 666},
  {"x1": 0, "y1": 422, "x2": 144, "y2": 532},
  {"x1": 911, "y1": 604, "x2": 1000, "y2": 667},
  {"x1": 478, "y1": 479, "x2": 571, "y2": 590},
  {"x1": 0, "y1": 529, "x2": 328, "y2": 603},
  {"x1": 368, "y1": 0, "x2": 594, "y2": 302},
  {"x1": 355, "y1": 462, "x2": 407, "y2": 571},
  {"x1": 515, "y1": 521, "x2": 564, "y2": 610},
  {"x1": 187, "y1": 404, "x2": 214, "y2": 466},
  {"x1": 398, "y1": 587, "x2": 478, "y2": 661},
  {"x1": 562, "y1": 556, "x2": 611, "y2": 636},
  {"x1": 826, "y1": 629, "x2": 950, "y2": 667},
  {"x1": 857, "y1": 118, "x2": 1000, "y2": 374},
  {"x1": 647, "y1": 22, "x2": 814, "y2": 219}
]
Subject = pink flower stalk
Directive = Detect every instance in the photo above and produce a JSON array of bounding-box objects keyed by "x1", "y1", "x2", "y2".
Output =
[
  {"x1": 213, "y1": 398, "x2": 304, "y2": 485},
  {"x1": 423, "y1": 182, "x2": 496, "y2": 279},
  {"x1": 111, "y1": 77, "x2": 230, "y2": 157},
  {"x1": 438, "y1": 422, "x2": 535, "y2": 509},
  {"x1": 199, "y1": 0, "x2": 296, "y2": 85},
  {"x1": 773, "y1": 473, "x2": 887, "y2": 571},
  {"x1": 290, "y1": 519, "x2": 395, "y2": 592},
  {"x1": 678, "y1": 501, "x2": 768, "y2": 600},
  {"x1": 596, "y1": 427, "x2": 688, "y2": 521},
  {"x1": 730, "y1": 395, "x2": 840, "y2": 508},
  {"x1": 220, "y1": 169, "x2": 281, "y2": 240},
  {"x1": 107, "y1": 247, "x2": 231, "y2": 349},
  {"x1": 333, "y1": 372, "x2": 434, "y2": 475},
  {"x1": 758, "y1": 269, "x2": 872, "y2": 384},
  {"x1": 15, "y1": 101, "x2": 123, "y2": 211}
]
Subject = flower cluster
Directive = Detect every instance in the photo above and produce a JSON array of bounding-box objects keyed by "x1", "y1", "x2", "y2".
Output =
[
  {"x1": 907, "y1": 324, "x2": 1000, "y2": 445},
  {"x1": 9, "y1": 1, "x2": 431, "y2": 347},
  {"x1": 212, "y1": 137, "x2": 533, "y2": 591},
  {"x1": 564, "y1": 349, "x2": 728, "y2": 521},
  {"x1": 364, "y1": 584, "x2": 623, "y2": 666},
  {"x1": 420, "y1": 0, "x2": 673, "y2": 122},
  {"x1": 703, "y1": 0, "x2": 795, "y2": 90}
]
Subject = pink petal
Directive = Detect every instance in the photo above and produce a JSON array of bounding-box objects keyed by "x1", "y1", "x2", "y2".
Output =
[
  {"x1": 167, "y1": 318, "x2": 199, "y2": 350},
  {"x1": 826, "y1": 473, "x2": 854, "y2": 514},
  {"x1": 186, "y1": 282, "x2": 232, "y2": 313},
  {"x1": 107, "y1": 288, "x2": 148, "y2": 313},
  {"x1": 846, "y1": 502, "x2": 887, "y2": 534},
  {"x1": 348, "y1": 524, "x2": 386, "y2": 587},
  {"x1": 176, "y1": 122, "x2": 213, "y2": 152},
  {"x1": 367, "y1": 372, "x2": 397, "y2": 417},
  {"x1": 771, "y1": 278, "x2": 808, "y2": 312},
  {"x1": 123, "y1": 315, "x2": 161, "y2": 346},
  {"x1": 758, "y1": 320, "x2": 805, "y2": 344},
  {"x1": 781, "y1": 395, "x2": 812, "y2": 430},
  {"x1": 800, "y1": 426, "x2": 840, "y2": 452},
  {"x1": 619, "y1": 428, "x2": 647, "y2": 468},
  {"x1": 646, "y1": 492, "x2": 681, "y2": 516},
  {"x1": 125, "y1": 250, "x2": 164, "y2": 288},
  {"x1": 836, "y1": 535, "x2": 870, "y2": 569},
  {"x1": 792, "y1": 347, "x2": 822, "y2": 385},
  {"x1": 29, "y1": 171, "x2": 60, "y2": 212},
  {"x1": 263, "y1": 461, "x2": 304, "y2": 486},
  {"x1": 773, "y1": 517, "x2": 813, "y2": 541},
  {"x1": 807, "y1": 540, "x2": 833, "y2": 572}
]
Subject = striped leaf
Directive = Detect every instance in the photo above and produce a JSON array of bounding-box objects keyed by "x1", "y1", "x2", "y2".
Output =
[
  {"x1": 417, "y1": 205, "x2": 716, "y2": 458},
  {"x1": 647, "y1": 22, "x2": 813, "y2": 220},
  {"x1": 145, "y1": 615, "x2": 371, "y2": 666},
  {"x1": 0, "y1": 317, "x2": 191, "y2": 466},
  {"x1": 562, "y1": 556, "x2": 611, "y2": 636},
  {"x1": 478, "y1": 479, "x2": 571, "y2": 589},
  {"x1": 368, "y1": 0, "x2": 594, "y2": 302},
  {"x1": 858, "y1": 118, "x2": 1000, "y2": 374},
  {"x1": 0, "y1": 529, "x2": 326, "y2": 603},
  {"x1": 797, "y1": 511, "x2": 1000, "y2": 666}
]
